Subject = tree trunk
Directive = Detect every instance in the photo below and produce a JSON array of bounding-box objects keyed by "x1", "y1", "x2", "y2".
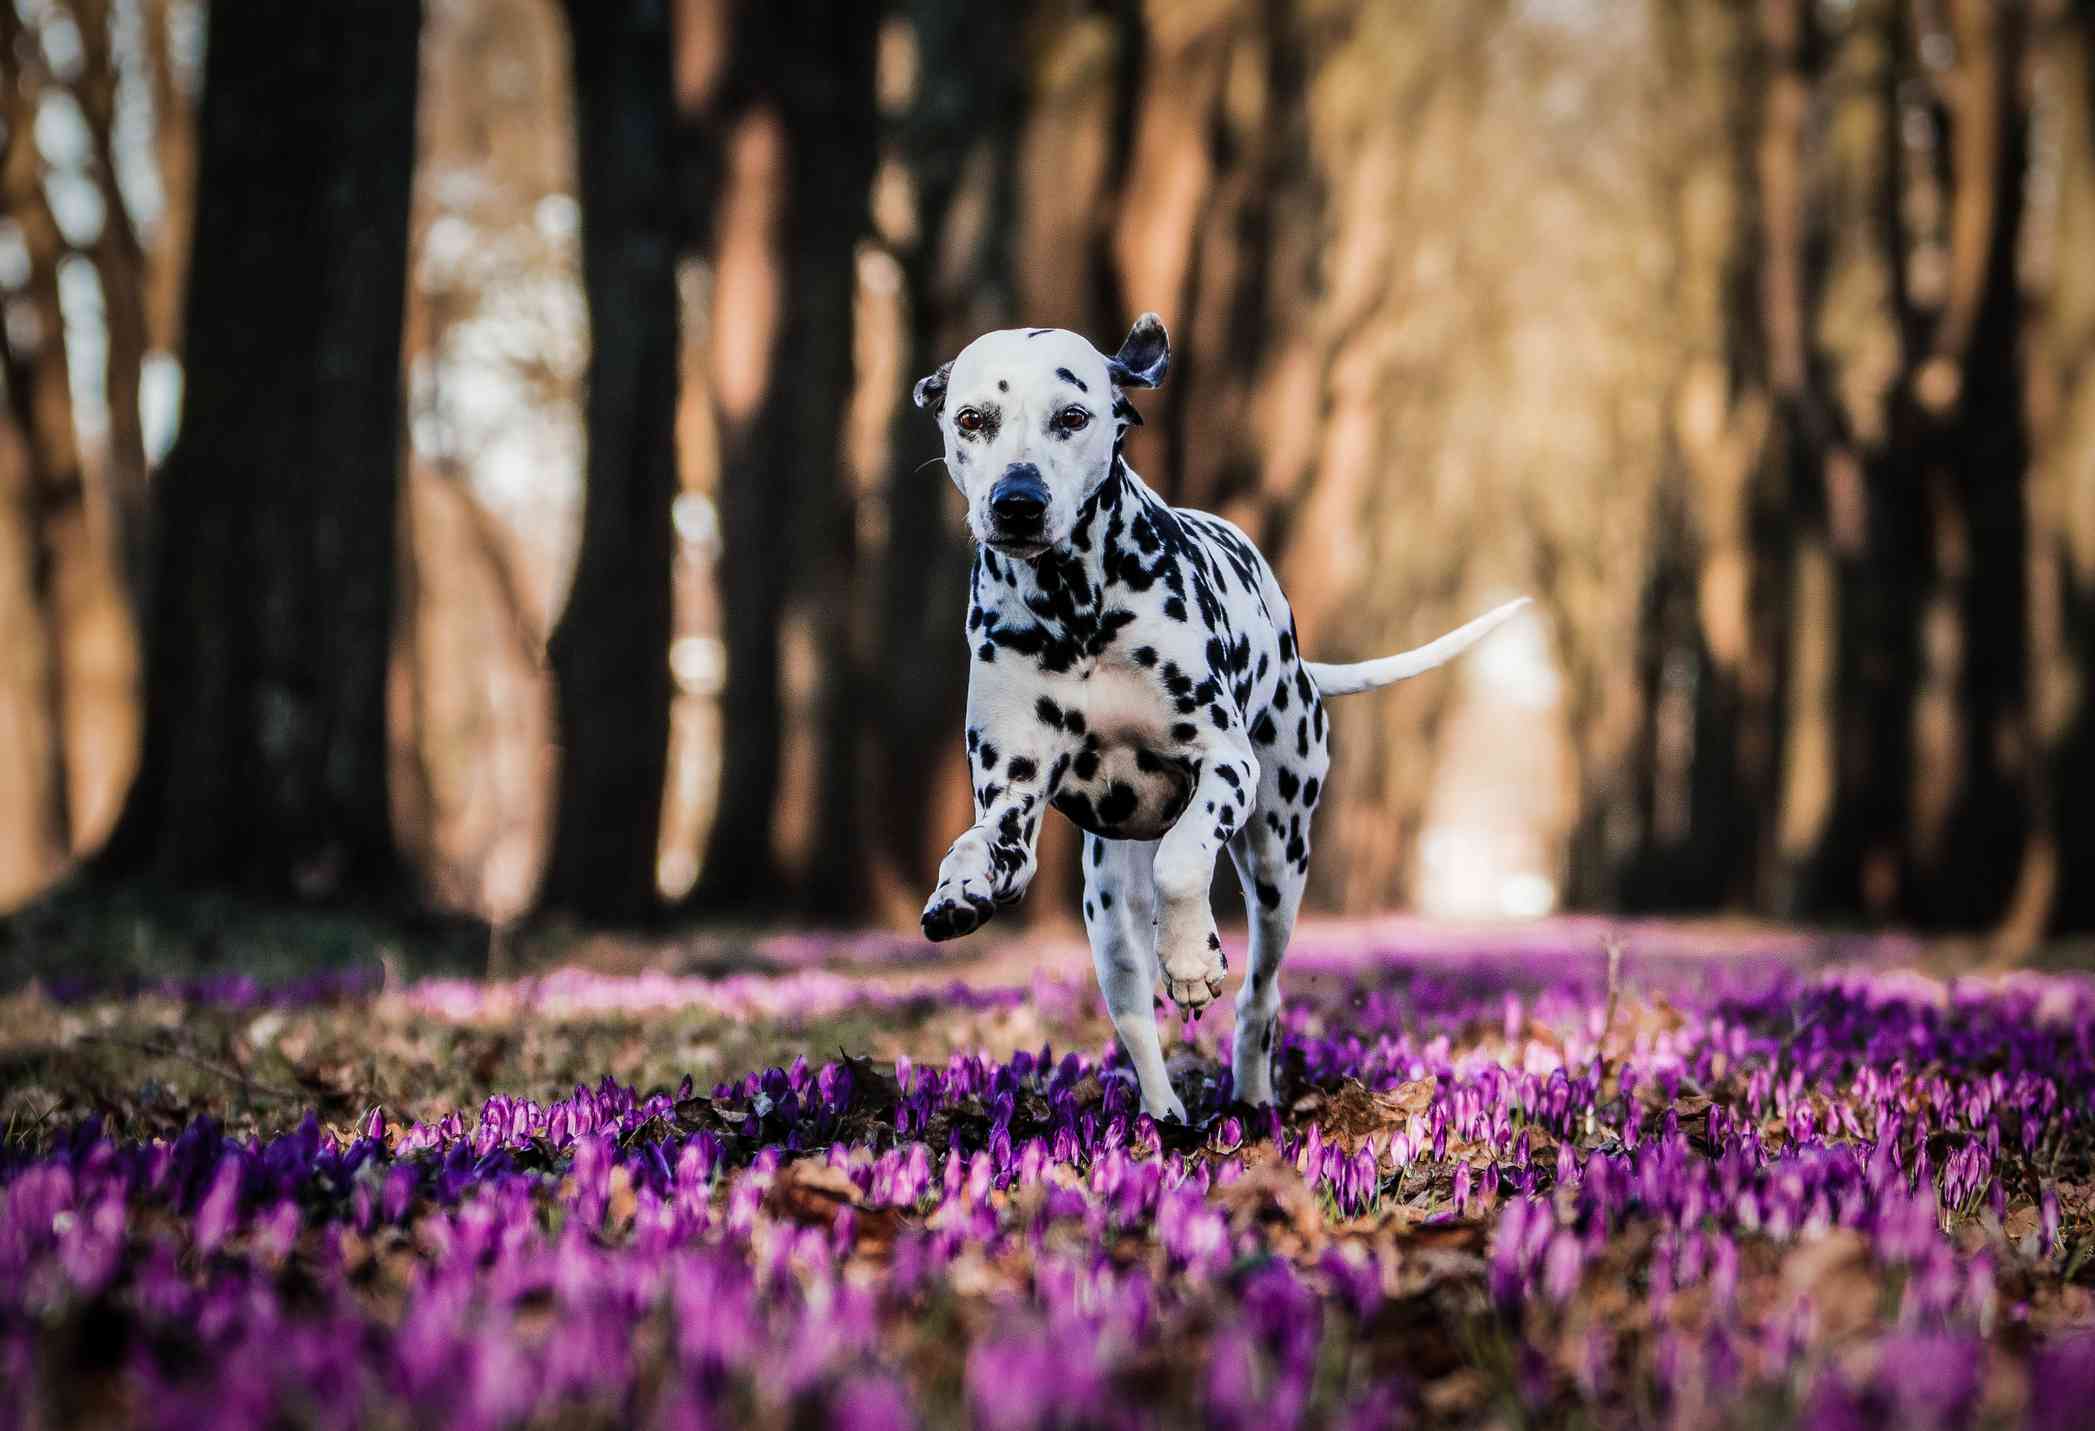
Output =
[
  {"x1": 1911, "y1": 0, "x2": 2032, "y2": 928},
  {"x1": 97, "y1": 0, "x2": 422, "y2": 900},
  {"x1": 688, "y1": 2, "x2": 877, "y2": 918},
  {"x1": 70, "y1": 0, "x2": 153, "y2": 607},
  {"x1": 789, "y1": 7, "x2": 880, "y2": 920},
  {"x1": 1782, "y1": 0, "x2": 2035, "y2": 927},
  {"x1": 535, "y1": 0, "x2": 680, "y2": 924},
  {"x1": 142, "y1": 0, "x2": 199, "y2": 358},
  {"x1": 2022, "y1": 0, "x2": 2095, "y2": 938},
  {"x1": 875, "y1": 0, "x2": 1024, "y2": 902},
  {"x1": 0, "y1": 407, "x2": 66, "y2": 905},
  {"x1": 689, "y1": 102, "x2": 791, "y2": 912},
  {"x1": 0, "y1": 10, "x2": 85, "y2": 859}
]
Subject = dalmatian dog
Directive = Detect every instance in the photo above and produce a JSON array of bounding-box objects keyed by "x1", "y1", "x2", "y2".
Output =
[{"x1": 913, "y1": 314, "x2": 1528, "y2": 1122}]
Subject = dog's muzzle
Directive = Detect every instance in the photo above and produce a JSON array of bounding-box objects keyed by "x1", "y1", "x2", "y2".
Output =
[{"x1": 989, "y1": 466, "x2": 1049, "y2": 541}]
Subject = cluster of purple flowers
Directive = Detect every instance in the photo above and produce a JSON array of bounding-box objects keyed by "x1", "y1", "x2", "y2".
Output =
[{"x1": 5, "y1": 942, "x2": 2094, "y2": 1427}]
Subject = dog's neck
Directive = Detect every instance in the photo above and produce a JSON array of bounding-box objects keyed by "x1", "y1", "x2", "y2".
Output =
[{"x1": 972, "y1": 458, "x2": 1148, "y2": 653}]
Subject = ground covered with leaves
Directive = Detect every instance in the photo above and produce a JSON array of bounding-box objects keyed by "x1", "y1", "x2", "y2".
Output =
[{"x1": 3, "y1": 920, "x2": 2094, "y2": 1428}]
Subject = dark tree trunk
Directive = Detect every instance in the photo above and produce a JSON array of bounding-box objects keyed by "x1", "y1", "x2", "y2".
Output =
[
  {"x1": 96, "y1": 0, "x2": 421, "y2": 900},
  {"x1": 73, "y1": 0, "x2": 154, "y2": 608},
  {"x1": 789, "y1": 7, "x2": 880, "y2": 920},
  {"x1": 0, "y1": 6, "x2": 86, "y2": 856},
  {"x1": 2039, "y1": 1, "x2": 2095, "y2": 936},
  {"x1": 1912, "y1": 0, "x2": 2031, "y2": 929},
  {"x1": 689, "y1": 2, "x2": 876, "y2": 918},
  {"x1": 875, "y1": 0, "x2": 1024, "y2": 899},
  {"x1": 0, "y1": 407, "x2": 67, "y2": 902},
  {"x1": 695, "y1": 325, "x2": 792, "y2": 910},
  {"x1": 535, "y1": 0, "x2": 681, "y2": 924}
]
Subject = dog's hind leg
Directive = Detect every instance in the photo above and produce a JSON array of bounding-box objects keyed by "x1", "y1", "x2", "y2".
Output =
[
  {"x1": 1224, "y1": 722, "x2": 1325, "y2": 1107},
  {"x1": 1225, "y1": 823, "x2": 1307, "y2": 1107},
  {"x1": 1082, "y1": 833, "x2": 1186, "y2": 1122}
]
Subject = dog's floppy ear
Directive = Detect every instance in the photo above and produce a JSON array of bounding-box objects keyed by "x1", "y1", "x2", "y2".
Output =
[
  {"x1": 1105, "y1": 313, "x2": 1169, "y2": 390},
  {"x1": 913, "y1": 361, "x2": 953, "y2": 416}
]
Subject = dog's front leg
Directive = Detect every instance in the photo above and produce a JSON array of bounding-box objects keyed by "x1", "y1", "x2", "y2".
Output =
[
  {"x1": 921, "y1": 727, "x2": 1066, "y2": 941},
  {"x1": 1151, "y1": 739, "x2": 1258, "y2": 1013}
]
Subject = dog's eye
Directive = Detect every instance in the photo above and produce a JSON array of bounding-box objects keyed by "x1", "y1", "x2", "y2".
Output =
[
  {"x1": 1056, "y1": 406, "x2": 1091, "y2": 432},
  {"x1": 954, "y1": 408, "x2": 985, "y2": 434}
]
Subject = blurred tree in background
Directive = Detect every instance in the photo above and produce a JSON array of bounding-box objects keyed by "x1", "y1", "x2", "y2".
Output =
[
  {"x1": 535, "y1": 0, "x2": 679, "y2": 924},
  {"x1": 3, "y1": 0, "x2": 2095, "y2": 950},
  {"x1": 97, "y1": 0, "x2": 421, "y2": 899}
]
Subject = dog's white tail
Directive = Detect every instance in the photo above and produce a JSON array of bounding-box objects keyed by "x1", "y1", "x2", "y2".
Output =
[{"x1": 1303, "y1": 597, "x2": 1532, "y2": 698}]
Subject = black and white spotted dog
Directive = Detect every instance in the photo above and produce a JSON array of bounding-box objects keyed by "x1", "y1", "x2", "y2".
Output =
[{"x1": 914, "y1": 314, "x2": 1527, "y2": 1122}]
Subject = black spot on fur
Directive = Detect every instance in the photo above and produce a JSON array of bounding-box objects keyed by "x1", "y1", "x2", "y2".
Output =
[
  {"x1": 1097, "y1": 782, "x2": 1138, "y2": 825},
  {"x1": 1054, "y1": 367, "x2": 1089, "y2": 393},
  {"x1": 1056, "y1": 791, "x2": 1097, "y2": 828},
  {"x1": 1256, "y1": 880, "x2": 1280, "y2": 909},
  {"x1": 1005, "y1": 755, "x2": 1037, "y2": 783}
]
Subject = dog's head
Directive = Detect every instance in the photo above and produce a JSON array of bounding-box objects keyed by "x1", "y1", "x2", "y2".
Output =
[{"x1": 913, "y1": 315, "x2": 1168, "y2": 560}]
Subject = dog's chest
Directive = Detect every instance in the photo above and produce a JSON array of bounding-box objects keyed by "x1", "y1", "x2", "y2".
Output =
[{"x1": 1039, "y1": 663, "x2": 1196, "y2": 842}]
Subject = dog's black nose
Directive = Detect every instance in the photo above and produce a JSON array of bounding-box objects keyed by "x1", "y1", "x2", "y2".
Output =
[{"x1": 990, "y1": 466, "x2": 1048, "y2": 525}]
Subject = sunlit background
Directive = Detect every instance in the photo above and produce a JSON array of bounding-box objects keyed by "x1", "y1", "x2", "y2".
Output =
[{"x1": 5, "y1": 0, "x2": 2094, "y2": 951}]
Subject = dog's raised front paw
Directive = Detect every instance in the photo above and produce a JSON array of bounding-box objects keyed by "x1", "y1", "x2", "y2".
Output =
[{"x1": 921, "y1": 878, "x2": 997, "y2": 941}]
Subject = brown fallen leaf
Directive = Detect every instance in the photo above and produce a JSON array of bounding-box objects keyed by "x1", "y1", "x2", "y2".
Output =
[
  {"x1": 763, "y1": 1158, "x2": 903, "y2": 1246},
  {"x1": 1211, "y1": 1163, "x2": 1327, "y2": 1256},
  {"x1": 1421, "y1": 1369, "x2": 1488, "y2": 1418},
  {"x1": 1382, "y1": 1079, "x2": 1436, "y2": 1117},
  {"x1": 1781, "y1": 1229, "x2": 1877, "y2": 1341},
  {"x1": 1292, "y1": 1078, "x2": 1429, "y2": 1151},
  {"x1": 606, "y1": 1166, "x2": 637, "y2": 1234}
]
